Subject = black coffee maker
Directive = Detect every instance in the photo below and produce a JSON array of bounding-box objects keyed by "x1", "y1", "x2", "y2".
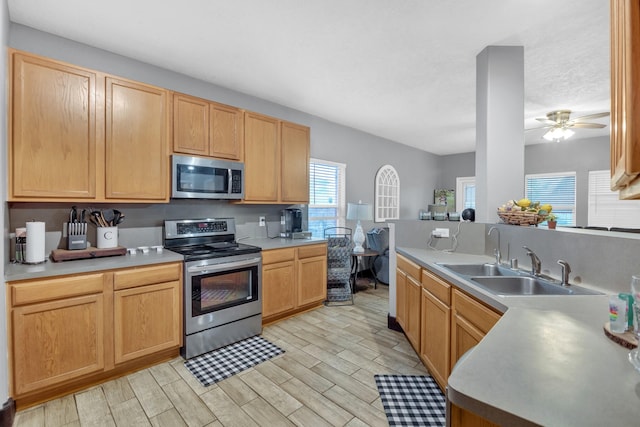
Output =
[{"x1": 281, "y1": 208, "x2": 303, "y2": 238}]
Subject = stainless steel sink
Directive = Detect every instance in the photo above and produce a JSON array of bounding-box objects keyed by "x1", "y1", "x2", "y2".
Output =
[
  {"x1": 470, "y1": 276, "x2": 600, "y2": 296},
  {"x1": 438, "y1": 263, "x2": 516, "y2": 277},
  {"x1": 437, "y1": 262, "x2": 602, "y2": 296}
]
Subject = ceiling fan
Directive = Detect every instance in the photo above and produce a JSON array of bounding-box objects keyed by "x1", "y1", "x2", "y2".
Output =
[{"x1": 528, "y1": 110, "x2": 610, "y2": 141}]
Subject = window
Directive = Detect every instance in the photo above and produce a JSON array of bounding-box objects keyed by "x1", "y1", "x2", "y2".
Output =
[
  {"x1": 588, "y1": 170, "x2": 640, "y2": 228},
  {"x1": 525, "y1": 172, "x2": 576, "y2": 226},
  {"x1": 375, "y1": 165, "x2": 400, "y2": 221},
  {"x1": 456, "y1": 176, "x2": 476, "y2": 211},
  {"x1": 308, "y1": 159, "x2": 346, "y2": 237}
]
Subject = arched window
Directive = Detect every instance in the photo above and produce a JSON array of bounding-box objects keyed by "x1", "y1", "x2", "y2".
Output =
[{"x1": 375, "y1": 165, "x2": 400, "y2": 221}]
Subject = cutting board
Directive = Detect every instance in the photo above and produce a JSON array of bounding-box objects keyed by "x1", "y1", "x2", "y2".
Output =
[
  {"x1": 603, "y1": 321, "x2": 638, "y2": 349},
  {"x1": 51, "y1": 246, "x2": 127, "y2": 262}
]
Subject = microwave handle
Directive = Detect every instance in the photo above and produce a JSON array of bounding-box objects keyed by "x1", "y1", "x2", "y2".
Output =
[{"x1": 228, "y1": 169, "x2": 233, "y2": 195}]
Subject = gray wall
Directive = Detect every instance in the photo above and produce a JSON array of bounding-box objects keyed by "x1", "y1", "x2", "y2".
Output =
[
  {"x1": 0, "y1": 0, "x2": 8, "y2": 407},
  {"x1": 438, "y1": 136, "x2": 610, "y2": 226}
]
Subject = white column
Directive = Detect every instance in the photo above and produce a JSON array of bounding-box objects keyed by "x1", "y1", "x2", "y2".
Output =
[{"x1": 475, "y1": 46, "x2": 525, "y2": 223}]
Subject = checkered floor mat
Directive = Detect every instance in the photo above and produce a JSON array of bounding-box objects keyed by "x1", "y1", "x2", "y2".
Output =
[
  {"x1": 184, "y1": 336, "x2": 284, "y2": 387},
  {"x1": 375, "y1": 374, "x2": 446, "y2": 426}
]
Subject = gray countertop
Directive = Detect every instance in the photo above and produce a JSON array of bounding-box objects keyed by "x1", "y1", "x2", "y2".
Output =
[
  {"x1": 396, "y1": 247, "x2": 639, "y2": 426},
  {"x1": 241, "y1": 237, "x2": 327, "y2": 251},
  {"x1": 4, "y1": 238, "x2": 327, "y2": 282},
  {"x1": 5, "y1": 250, "x2": 185, "y2": 282}
]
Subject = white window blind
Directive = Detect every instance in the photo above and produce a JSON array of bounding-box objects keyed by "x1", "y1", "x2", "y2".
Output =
[
  {"x1": 309, "y1": 159, "x2": 346, "y2": 237},
  {"x1": 375, "y1": 165, "x2": 400, "y2": 221},
  {"x1": 588, "y1": 170, "x2": 640, "y2": 228},
  {"x1": 525, "y1": 172, "x2": 576, "y2": 226}
]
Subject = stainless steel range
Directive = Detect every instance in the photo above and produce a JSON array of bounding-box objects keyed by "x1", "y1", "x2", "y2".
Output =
[{"x1": 164, "y1": 218, "x2": 262, "y2": 359}]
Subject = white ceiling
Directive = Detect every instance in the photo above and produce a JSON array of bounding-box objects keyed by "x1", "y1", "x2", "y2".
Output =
[{"x1": 7, "y1": 0, "x2": 610, "y2": 156}]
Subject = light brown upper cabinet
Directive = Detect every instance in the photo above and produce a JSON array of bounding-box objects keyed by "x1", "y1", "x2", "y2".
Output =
[
  {"x1": 106, "y1": 77, "x2": 169, "y2": 201},
  {"x1": 280, "y1": 121, "x2": 310, "y2": 203},
  {"x1": 242, "y1": 111, "x2": 310, "y2": 204},
  {"x1": 10, "y1": 52, "x2": 97, "y2": 200},
  {"x1": 172, "y1": 93, "x2": 243, "y2": 160},
  {"x1": 243, "y1": 111, "x2": 281, "y2": 202},
  {"x1": 9, "y1": 49, "x2": 170, "y2": 202},
  {"x1": 610, "y1": 0, "x2": 640, "y2": 199}
]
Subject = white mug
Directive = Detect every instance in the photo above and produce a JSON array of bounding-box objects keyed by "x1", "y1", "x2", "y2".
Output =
[{"x1": 97, "y1": 226, "x2": 118, "y2": 249}]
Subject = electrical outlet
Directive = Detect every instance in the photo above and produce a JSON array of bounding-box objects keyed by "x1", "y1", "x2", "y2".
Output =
[
  {"x1": 432, "y1": 228, "x2": 450, "y2": 238},
  {"x1": 259, "y1": 216, "x2": 266, "y2": 227}
]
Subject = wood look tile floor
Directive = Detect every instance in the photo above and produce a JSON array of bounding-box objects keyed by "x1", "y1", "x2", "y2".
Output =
[{"x1": 14, "y1": 283, "x2": 428, "y2": 427}]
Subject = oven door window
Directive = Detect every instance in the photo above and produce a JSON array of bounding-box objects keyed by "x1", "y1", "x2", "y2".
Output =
[
  {"x1": 192, "y1": 265, "x2": 258, "y2": 316},
  {"x1": 177, "y1": 164, "x2": 228, "y2": 194}
]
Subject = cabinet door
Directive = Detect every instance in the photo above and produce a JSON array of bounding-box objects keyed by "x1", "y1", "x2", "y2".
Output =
[
  {"x1": 405, "y1": 275, "x2": 422, "y2": 351},
  {"x1": 173, "y1": 93, "x2": 209, "y2": 156},
  {"x1": 421, "y1": 288, "x2": 450, "y2": 391},
  {"x1": 12, "y1": 294, "x2": 105, "y2": 395},
  {"x1": 105, "y1": 77, "x2": 169, "y2": 200},
  {"x1": 297, "y1": 255, "x2": 327, "y2": 306},
  {"x1": 396, "y1": 269, "x2": 407, "y2": 329},
  {"x1": 10, "y1": 52, "x2": 96, "y2": 200},
  {"x1": 280, "y1": 121, "x2": 310, "y2": 203},
  {"x1": 210, "y1": 102, "x2": 243, "y2": 160},
  {"x1": 611, "y1": 0, "x2": 640, "y2": 196},
  {"x1": 243, "y1": 112, "x2": 279, "y2": 201},
  {"x1": 114, "y1": 281, "x2": 181, "y2": 364},
  {"x1": 262, "y1": 261, "x2": 296, "y2": 319},
  {"x1": 451, "y1": 289, "x2": 501, "y2": 368}
]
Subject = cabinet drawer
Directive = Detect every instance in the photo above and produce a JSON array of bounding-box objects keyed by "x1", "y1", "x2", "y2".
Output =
[
  {"x1": 262, "y1": 248, "x2": 295, "y2": 264},
  {"x1": 397, "y1": 254, "x2": 421, "y2": 281},
  {"x1": 11, "y1": 273, "x2": 105, "y2": 306},
  {"x1": 421, "y1": 269, "x2": 451, "y2": 305},
  {"x1": 297, "y1": 244, "x2": 327, "y2": 259},
  {"x1": 452, "y1": 289, "x2": 501, "y2": 335},
  {"x1": 113, "y1": 263, "x2": 181, "y2": 290}
]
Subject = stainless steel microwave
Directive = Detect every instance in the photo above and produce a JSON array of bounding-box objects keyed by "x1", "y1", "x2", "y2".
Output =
[{"x1": 172, "y1": 155, "x2": 244, "y2": 200}]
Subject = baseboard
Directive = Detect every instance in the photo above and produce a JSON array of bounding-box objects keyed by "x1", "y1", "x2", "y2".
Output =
[
  {"x1": 387, "y1": 314, "x2": 403, "y2": 332},
  {"x1": 1, "y1": 398, "x2": 15, "y2": 427}
]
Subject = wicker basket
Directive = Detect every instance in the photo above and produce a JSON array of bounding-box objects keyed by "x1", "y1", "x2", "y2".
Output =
[{"x1": 497, "y1": 210, "x2": 547, "y2": 226}]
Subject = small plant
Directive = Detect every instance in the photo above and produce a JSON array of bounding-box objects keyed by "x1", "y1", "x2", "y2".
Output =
[{"x1": 546, "y1": 213, "x2": 557, "y2": 222}]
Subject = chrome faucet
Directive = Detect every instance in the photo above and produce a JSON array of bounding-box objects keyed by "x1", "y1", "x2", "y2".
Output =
[
  {"x1": 522, "y1": 246, "x2": 542, "y2": 276},
  {"x1": 557, "y1": 260, "x2": 572, "y2": 286},
  {"x1": 488, "y1": 226, "x2": 501, "y2": 265}
]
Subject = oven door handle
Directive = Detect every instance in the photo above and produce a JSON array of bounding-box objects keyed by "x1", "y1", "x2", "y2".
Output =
[{"x1": 187, "y1": 256, "x2": 261, "y2": 274}]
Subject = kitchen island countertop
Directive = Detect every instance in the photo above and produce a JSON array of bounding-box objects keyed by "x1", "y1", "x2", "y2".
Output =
[{"x1": 397, "y1": 246, "x2": 638, "y2": 427}]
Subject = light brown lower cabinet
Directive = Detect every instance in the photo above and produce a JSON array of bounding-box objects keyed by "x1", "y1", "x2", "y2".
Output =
[
  {"x1": 396, "y1": 254, "x2": 421, "y2": 343},
  {"x1": 449, "y1": 404, "x2": 499, "y2": 427},
  {"x1": 451, "y1": 288, "x2": 501, "y2": 369},
  {"x1": 420, "y1": 269, "x2": 451, "y2": 391},
  {"x1": 262, "y1": 243, "x2": 327, "y2": 324},
  {"x1": 7, "y1": 262, "x2": 182, "y2": 408}
]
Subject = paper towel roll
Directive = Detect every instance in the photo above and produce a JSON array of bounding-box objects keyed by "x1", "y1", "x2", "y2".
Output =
[{"x1": 25, "y1": 221, "x2": 46, "y2": 263}]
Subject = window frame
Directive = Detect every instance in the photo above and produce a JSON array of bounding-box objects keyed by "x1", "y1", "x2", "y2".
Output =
[
  {"x1": 588, "y1": 169, "x2": 640, "y2": 228},
  {"x1": 375, "y1": 165, "x2": 400, "y2": 222},
  {"x1": 308, "y1": 158, "x2": 346, "y2": 237},
  {"x1": 525, "y1": 171, "x2": 577, "y2": 226},
  {"x1": 455, "y1": 176, "x2": 476, "y2": 212}
]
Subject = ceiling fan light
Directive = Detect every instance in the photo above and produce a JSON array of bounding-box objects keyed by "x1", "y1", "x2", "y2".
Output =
[{"x1": 542, "y1": 127, "x2": 574, "y2": 142}]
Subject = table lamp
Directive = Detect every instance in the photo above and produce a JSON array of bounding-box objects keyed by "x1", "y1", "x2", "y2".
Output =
[{"x1": 347, "y1": 201, "x2": 373, "y2": 253}]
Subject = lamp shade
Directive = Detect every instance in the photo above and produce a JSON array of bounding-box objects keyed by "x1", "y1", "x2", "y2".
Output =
[{"x1": 347, "y1": 202, "x2": 373, "y2": 221}]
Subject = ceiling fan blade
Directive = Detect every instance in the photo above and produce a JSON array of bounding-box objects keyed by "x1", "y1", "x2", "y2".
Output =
[
  {"x1": 569, "y1": 122, "x2": 607, "y2": 129},
  {"x1": 525, "y1": 125, "x2": 554, "y2": 131},
  {"x1": 535, "y1": 118, "x2": 557, "y2": 125},
  {"x1": 572, "y1": 112, "x2": 610, "y2": 121}
]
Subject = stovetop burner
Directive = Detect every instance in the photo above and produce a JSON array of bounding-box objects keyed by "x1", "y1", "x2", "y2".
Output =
[{"x1": 163, "y1": 218, "x2": 261, "y2": 261}]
